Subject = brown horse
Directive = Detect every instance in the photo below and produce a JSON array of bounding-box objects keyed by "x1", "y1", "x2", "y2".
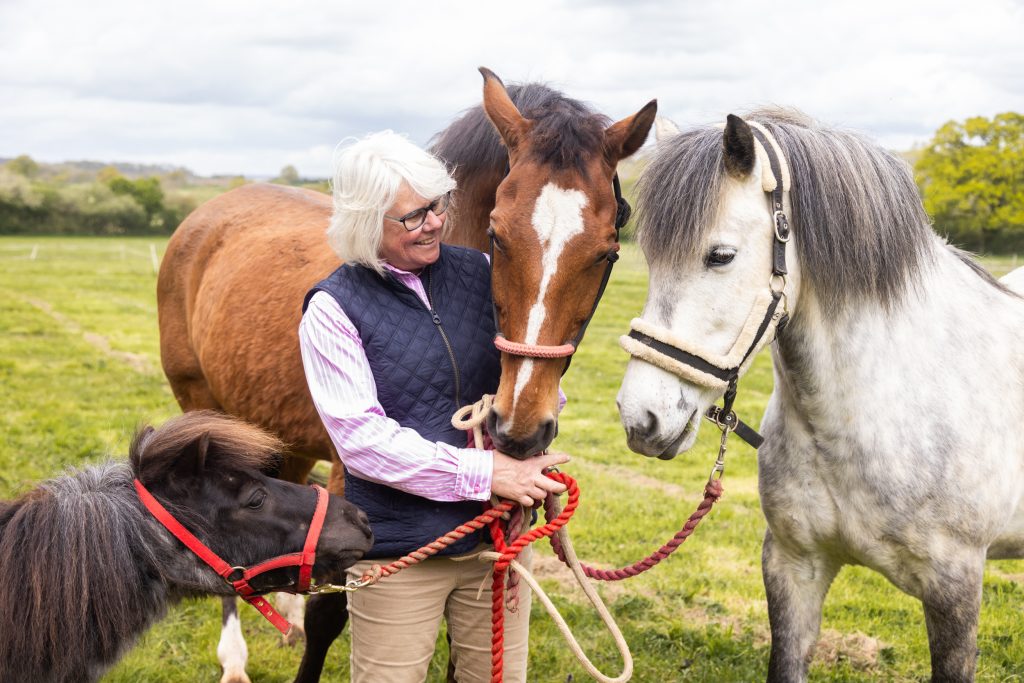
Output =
[{"x1": 157, "y1": 68, "x2": 655, "y2": 682}]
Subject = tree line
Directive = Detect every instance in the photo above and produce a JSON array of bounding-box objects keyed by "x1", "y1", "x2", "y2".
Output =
[
  {"x1": 914, "y1": 112, "x2": 1024, "y2": 253},
  {"x1": 0, "y1": 160, "x2": 313, "y2": 237},
  {"x1": 2, "y1": 115, "x2": 1023, "y2": 252}
]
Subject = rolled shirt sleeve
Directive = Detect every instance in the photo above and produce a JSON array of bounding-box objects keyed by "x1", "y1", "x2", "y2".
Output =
[{"x1": 299, "y1": 291, "x2": 493, "y2": 502}]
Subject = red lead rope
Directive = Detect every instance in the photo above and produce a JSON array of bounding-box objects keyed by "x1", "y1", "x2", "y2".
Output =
[
  {"x1": 486, "y1": 471, "x2": 580, "y2": 683},
  {"x1": 134, "y1": 479, "x2": 330, "y2": 634},
  {"x1": 547, "y1": 477, "x2": 723, "y2": 581},
  {"x1": 348, "y1": 470, "x2": 721, "y2": 682}
]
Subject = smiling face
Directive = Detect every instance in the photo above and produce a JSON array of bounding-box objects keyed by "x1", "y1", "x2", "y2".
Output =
[{"x1": 379, "y1": 183, "x2": 447, "y2": 272}]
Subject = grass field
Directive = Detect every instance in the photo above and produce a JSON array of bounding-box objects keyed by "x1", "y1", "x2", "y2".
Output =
[{"x1": 2, "y1": 235, "x2": 1024, "y2": 682}]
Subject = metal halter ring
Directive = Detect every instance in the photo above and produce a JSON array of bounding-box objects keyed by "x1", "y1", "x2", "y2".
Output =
[
  {"x1": 769, "y1": 273, "x2": 787, "y2": 295},
  {"x1": 225, "y1": 566, "x2": 246, "y2": 584},
  {"x1": 705, "y1": 405, "x2": 738, "y2": 432}
]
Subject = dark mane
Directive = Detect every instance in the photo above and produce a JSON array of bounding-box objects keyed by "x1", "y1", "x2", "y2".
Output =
[
  {"x1": 637, "y1": 107, "x2": 936, "y2": 311},
  {"x1": 130, "y1": 410, "x2": 283, "y2": 486},
  {"x1": 0, "y1": 412, "x2": 288, "y2": 680},
  {"x1": 0, "y1": 462, "x2": 167, "y2": 680},
  {"x1": 430, "y1": 82, "x2": 611, "y2": 174}
]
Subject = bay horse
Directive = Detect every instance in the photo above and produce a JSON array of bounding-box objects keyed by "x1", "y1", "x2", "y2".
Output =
[
  {"x1": 157, "y1": 67, "x2": 655, "y2": 682},
  {"x1": 0, "y1": 411, "x2": 372, "y2": 683},
  {"x1": 616, "y1": 109, "x2": 1024, "y2": 681}
]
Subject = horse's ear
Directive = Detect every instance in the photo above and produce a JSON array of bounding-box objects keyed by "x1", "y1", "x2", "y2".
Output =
[
  {"x1": 179, "y1": 431, "x2": 211, "y2": 477},
  {"x1": 654, "y1": 116, "x2": 681, "y2": 144},
  {"x1": 129, "y1": 424, "x2": 157, "y2": 473},
  {"x1": 479, "y1": 66, "x2": 528, "y2": 152},
  {"x1": 723, "y1": 114, "x2": 756, "y2": 177},
  {"x1": 604, "y1": 99, "x2": 658, "y2": 163}
]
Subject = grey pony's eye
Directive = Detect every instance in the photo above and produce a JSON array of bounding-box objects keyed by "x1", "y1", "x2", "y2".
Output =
[{"x1": 705, "y1": 246, "x2": 737, "y2": 268}]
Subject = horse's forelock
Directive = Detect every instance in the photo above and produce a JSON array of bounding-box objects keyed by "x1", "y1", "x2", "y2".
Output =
[
  {"x1": 636, "y1": 125, "x2": 725, "y2": 266},
  {"x1": 131, "y1": 411, "x2": 284, "y2": 485},
  {"x1": 637, "y1": 107, "x2": 935, "y2": 312}
]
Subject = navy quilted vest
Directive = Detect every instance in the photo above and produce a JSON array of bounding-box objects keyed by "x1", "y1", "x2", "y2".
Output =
[{"x1": 304, "y1": 245, "x2": 501, "y2": 558}]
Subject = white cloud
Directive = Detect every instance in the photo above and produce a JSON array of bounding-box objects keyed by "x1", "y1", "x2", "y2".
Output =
[{"x1": 2, "y1": 0, "x2": 1022, "y2": 176}]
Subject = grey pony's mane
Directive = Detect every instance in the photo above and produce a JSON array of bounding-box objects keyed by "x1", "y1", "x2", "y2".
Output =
[
  {"x1": 637, "y1": 107, "x2": 942, "y2": 312},
  {"x1": 0, "y1": 462, "x2": 172, "y2": 682}
]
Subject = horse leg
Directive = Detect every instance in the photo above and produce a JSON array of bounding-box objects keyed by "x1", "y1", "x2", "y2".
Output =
[
  {"x1": 292, "y1": 593, "x2": 349, "y2": 683},
  {"x1": 920, "y1": 557, "x2": 983, "y2": 682},
  {"x1": 276, "y1": 593, "x2": 308, "y2": 646},
  {"x1": 762, "y1": 528, "x2": 841, "y2": 683},
  {"x1": 266, "y1": 454, "x2": 319, "y2": 646},
  {"x1": 217, "y1": 597, "x2": 252, "y2": 683},
  {"x1": 327, "y1": 456, "x2": 346, "y2": 496}
]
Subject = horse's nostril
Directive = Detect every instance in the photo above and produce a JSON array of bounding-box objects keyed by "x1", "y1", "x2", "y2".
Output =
[
  {"x1": 644, "y1": 410, "x2": 658, "y2": 437},
  {"x1": 539, "y1": 418, "x2": 556, "y2": 448},
  {"x1": 627, "y1": 410, "x2": 658, "y2": 443}
]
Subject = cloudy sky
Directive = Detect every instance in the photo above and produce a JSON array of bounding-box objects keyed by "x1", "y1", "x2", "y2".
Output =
[{"x1": 2, "y1": 0, "x2": 1022, "y2": 177}]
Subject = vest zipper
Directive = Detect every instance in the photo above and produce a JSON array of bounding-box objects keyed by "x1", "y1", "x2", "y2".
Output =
[{"x1": 425, "y1": 268, "x2": 463, "y2": 407}]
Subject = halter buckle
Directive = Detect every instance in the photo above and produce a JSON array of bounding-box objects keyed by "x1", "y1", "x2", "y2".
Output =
[{"x1": 773, "y1": 211, "x2": 791, "y2": 242}]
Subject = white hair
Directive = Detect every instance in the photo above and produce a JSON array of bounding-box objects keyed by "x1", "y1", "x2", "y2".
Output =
[{"x1": 326, "y1": 130, "x2": 456, "y2": 274}]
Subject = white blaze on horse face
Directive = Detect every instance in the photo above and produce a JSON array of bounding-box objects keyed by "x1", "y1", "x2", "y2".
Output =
[
  {"x1": 619, "y1": 168, "x2": 782, "y2": 457},
  {"x1": 511, "y1": 183, "x2": 588, "y2": 416}
]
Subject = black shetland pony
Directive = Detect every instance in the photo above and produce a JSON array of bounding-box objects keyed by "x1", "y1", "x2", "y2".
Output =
[{"x1": 0, "y1": 411, "x2": 372, "y2": 683}]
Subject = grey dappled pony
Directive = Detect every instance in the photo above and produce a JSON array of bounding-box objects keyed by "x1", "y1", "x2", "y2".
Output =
[{"x1": 618, "y1": 110, "x2": 1024, "y2": 682}]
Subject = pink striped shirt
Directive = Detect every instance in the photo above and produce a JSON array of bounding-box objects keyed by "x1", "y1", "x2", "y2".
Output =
[{"x1": 298, "y1": 263, "x2": 496, "y2": 502}]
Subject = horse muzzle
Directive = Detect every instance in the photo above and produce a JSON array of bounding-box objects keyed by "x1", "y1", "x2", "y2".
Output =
[{"x1": 486, "y1": 406, "x2": 558, "y2": 459}]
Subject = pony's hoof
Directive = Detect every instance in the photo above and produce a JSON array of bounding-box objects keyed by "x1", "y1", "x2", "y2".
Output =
[{"x1": 219, "y1": 669, "x2": 252, "y2": 683}]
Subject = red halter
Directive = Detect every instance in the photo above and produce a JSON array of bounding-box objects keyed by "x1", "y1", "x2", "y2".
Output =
[{"x1": 133, "y1": 479, "x2": 330, "y2": 634}]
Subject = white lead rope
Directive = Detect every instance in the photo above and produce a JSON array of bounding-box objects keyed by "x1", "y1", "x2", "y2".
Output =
[{"x1": 451, "y1": 395, "x2": 634, "y2": 682}]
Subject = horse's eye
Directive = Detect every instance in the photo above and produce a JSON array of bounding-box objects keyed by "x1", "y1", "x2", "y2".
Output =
[
  {"x1": 246, "y1": 490, "x2": 266, "y2": 510},
  {"x1": 706, "y1": 246, "x2": 737, "y2": 268}
]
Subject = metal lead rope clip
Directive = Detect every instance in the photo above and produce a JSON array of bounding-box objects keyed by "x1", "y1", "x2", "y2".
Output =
[{"x1": 709, "y1": 425, "x2": 730, "y2": 482}]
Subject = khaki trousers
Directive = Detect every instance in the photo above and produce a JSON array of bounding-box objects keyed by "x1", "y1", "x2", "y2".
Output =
[{"x1": 346, "y1": 544, "x2": 532, "y2": 683}]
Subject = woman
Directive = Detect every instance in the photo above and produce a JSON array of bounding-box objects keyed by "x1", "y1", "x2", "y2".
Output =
[{"x1": 299, "y1": 130, "x2": 567, "y2": 682}]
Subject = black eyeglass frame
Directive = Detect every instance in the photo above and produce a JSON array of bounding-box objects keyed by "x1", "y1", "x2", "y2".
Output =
[{"x1": 384, "y1": 192, "x2": 451, "y2": 231}]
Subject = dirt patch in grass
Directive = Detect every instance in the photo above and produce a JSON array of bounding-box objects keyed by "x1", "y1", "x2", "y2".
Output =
[
  {"x1": 530, "y1": 556, "x2": 885, "y2": 674},
  {"x1": 814, "y1": 629, "x2": 887, "y2": 670},
  {"x1": 21, "y1": 295, "x2": 155, "y2": 374}
]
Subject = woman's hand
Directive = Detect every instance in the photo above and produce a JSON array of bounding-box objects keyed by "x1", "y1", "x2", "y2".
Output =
[{"x1": 490, "y1": 450, "x2": 570, "y2": 507}]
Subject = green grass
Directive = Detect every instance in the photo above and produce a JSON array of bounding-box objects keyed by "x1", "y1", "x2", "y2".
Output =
[{"x1": 2, "y1": 236, "x2": 1024, "y2": 682}]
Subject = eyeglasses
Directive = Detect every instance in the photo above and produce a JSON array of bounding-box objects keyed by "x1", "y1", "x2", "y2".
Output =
[{"x1": 384, "y1": 192, "x2": 451, "y2": 232}]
